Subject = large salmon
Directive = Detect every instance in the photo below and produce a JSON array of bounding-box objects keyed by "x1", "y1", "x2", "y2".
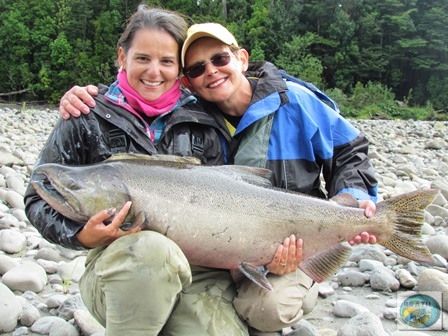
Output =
[{"x1": 30, "y1": 154, "x2": 437, "y2": 290}]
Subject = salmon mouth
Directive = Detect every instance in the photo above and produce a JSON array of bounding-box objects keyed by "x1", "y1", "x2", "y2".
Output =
[
  {"x1": 31, "y1": 172, "x2": 64, "y2": 205},
  {"x1": 31, "y1": 169, "x2": 86, "y2": 223}
]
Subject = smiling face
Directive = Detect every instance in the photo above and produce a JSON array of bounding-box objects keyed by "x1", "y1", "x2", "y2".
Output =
[
  {"x1": 184, "y1": 37, "x2": 250, "y2": 110},
  {"x1": 118, "y1": 28, "x2": 180, "y2": 101}
]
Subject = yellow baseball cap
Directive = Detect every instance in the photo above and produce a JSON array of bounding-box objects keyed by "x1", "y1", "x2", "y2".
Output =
[{"x1": 181, "y1": 23, "x2": 239, "y2": 67}]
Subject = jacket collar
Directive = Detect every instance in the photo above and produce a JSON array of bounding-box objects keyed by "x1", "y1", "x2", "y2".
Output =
[{"x1": 245, "y1": 61, "x2": 288, "y2": 105}]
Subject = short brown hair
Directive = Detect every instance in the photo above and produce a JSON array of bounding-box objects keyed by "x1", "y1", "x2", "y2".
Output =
[{"x1": 117, "y1": 5, "x2": 188, "y2": 65}]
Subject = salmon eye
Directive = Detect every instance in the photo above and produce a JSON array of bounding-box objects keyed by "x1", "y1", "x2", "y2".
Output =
[{"x1": 66, "y1": 177, "x2": 80, "y2": 190}]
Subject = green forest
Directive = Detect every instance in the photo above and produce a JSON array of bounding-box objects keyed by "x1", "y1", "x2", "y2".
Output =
[{"x1": 1, "y1": 0, "x2": 447, "y2": 119}]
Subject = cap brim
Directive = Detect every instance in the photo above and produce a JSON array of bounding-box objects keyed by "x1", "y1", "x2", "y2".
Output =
[{"x1": 181, "y1": 32, "x2": 232, "y2": 67}]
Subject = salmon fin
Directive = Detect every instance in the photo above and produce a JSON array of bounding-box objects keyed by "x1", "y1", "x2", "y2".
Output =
[
  {"x1": 106, "y1": 153, "x2": 202, "y2": 165},
  {"x1": 209, "y1": 166, "x2": 273, "y2": 188},
  {"x1": 299, "y1": 243, "x2": 352, "y2": 283},
  {"x1": 376, "y1": 189, "x2": 439, "y2": 263},
  {"x1": 239, "y1": 262, "x2": 272, "y2": 290},
  {"x1": 120, "y1": 210, "x2": 146, "y2": 231}
]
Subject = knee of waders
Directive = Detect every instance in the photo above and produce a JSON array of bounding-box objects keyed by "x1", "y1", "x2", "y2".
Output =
[
  {"x1": 302, "y1": 281, "x2": 319, "y2": 314},
  {"x1": 97, "y1": 231, "x2": 192, "y2": 288},
  {"x1": 234, "y1": 271, "x2": 314, "y2": 332}
]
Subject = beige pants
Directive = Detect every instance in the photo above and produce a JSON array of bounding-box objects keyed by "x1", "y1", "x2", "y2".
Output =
[
  {"x1": 79, "y1": 231, "x2": 317, "y2": 335},
  {"x1": 233, "y1": 269, "x2": 319, "y2": 333},
  {"x1": 79, "y1": 231, "x2": 248, "y2": 336}
]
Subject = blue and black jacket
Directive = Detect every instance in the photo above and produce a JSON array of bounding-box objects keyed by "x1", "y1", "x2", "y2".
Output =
[{"x1": 206, "y1": 61, "x2": 378, "y2": 202}]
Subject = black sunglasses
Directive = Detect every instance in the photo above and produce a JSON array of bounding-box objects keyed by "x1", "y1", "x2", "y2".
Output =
[{"x1": 184, "y1": 52, "x2": 232, "y2": 78}]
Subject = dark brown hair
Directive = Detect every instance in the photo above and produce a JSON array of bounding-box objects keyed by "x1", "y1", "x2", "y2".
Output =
[{"x1": 117, "y1": 5, "x2": 188, "y2": 65}]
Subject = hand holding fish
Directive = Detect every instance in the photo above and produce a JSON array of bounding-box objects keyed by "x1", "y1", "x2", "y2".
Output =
[
  {"x1": 358, "y1": 199, "x2": 376, "y2": 218},
  {"x1": 348, "y1": 200, "x2": 377, "y2": 245},
  {"x1": 76, "y1": 201, "x2": 141, "y2": 248},
  {"x1": 349, "y1": 231, "x2": 377, "y2": 245},
  {"x1": 266, "y1": 235, "x2": 303, "y2": 275}
]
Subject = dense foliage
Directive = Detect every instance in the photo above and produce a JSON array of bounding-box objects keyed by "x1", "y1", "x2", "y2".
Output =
[{"x1": 1, "y1": 0, "x2": 447, "y2": 118}]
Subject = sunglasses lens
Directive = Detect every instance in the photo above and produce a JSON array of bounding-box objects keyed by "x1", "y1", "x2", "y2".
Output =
[
  {"x1": 186, "y1": 64, "x2": 206, "y2": 78},
  {"x1": 186, "y1": 53, "x2": 232, "y2": 78},
  {"x1": 212, "y1": 53, "x2": 231, "y2": 67}
]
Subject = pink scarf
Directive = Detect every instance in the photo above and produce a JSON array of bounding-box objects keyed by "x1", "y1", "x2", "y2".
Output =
[{"x1": 117, "y1": 70, "x2": 181, "y2": 117}]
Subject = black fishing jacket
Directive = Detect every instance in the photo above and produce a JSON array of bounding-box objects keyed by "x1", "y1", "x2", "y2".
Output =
[{"x1": 24, "y1": 85, "x2": 231, "y2": 250}]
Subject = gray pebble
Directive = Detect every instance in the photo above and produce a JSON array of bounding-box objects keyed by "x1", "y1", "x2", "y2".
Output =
[
  {"x1": 369, "y1": 267, "x2": 400, "y2": 292},
  {"x1": 337, "y1": 311, "x2": 388, "y2": 336}
]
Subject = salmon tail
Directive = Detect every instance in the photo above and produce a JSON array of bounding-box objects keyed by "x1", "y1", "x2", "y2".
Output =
[
  {"x1": 377, "y1": 189, "x2": 439, "y2": 263},
  {"x1": 299, "y1": 243, "x2": 352, "y2": 283},
  {"x1": 239, "y1": 262, "x2": 272, "y2": 290}
]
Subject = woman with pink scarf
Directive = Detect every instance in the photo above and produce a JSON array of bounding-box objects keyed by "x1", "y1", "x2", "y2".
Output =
[{"x1": 25, "y1": 5, "x2": 253, "y2": 336}]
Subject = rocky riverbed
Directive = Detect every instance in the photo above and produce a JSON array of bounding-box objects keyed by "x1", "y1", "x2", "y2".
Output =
[{"x1": 1, "y1": 106, "x2": 448, "y2": 336}]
